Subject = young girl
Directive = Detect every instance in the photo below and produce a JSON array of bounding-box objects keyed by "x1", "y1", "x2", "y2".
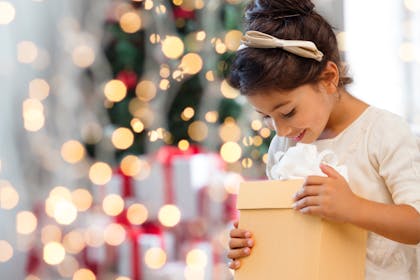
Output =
[{"x1": 227, "y1": 0, "x2": 420, "y2": 279}]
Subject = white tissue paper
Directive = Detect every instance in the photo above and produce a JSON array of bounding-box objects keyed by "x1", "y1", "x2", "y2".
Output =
[{"x1": 270, "y1": 143, "x2": 348, "y2": 181}]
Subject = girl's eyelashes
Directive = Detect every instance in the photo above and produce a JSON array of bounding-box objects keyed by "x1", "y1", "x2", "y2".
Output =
[
  {"x1": 260, "y1": 108, "x2": 295, "y2": 122},
  {"x1": 282, "y1": 108, "x2": 296, "y2": 119}
]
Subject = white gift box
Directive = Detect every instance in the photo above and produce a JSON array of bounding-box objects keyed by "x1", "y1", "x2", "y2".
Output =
[
  {"x1": 134, "y1": 157, "x2": 166, "y2": 220},
  {"x1": 179, "y1": 240, "x2": 215, "y2": 280},
  {"x1": 172, "y1": 153, "x2": 223, "y2": 220},
  {"x1": 143, "y1": 261, "x2": 186, "y2": 280},
  {"x1": 135, "y1": 152, "x2": 225, "y2": 221},
  {"x1": 118, "y1": 230, "x2": 169, "y2": 280},
  {"x1": 91, "y1": 174, "x2": 123, "y2": 202},
  {"x1": 81, "y1": 211, "x2": 114, "y2": 274},
  {"x1": 84, "y1": 245, "x2": 107, "y2": 266},
  {"x1": 201, "y1": 172, "x2": 242, "y2": 224},
  {"x1": 91, "y1": 170, "x2": 134, "y2": 202}
]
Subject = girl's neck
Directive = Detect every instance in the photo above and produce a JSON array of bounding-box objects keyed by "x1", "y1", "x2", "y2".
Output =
[{"x1": 319, "y1": 90, "x2": 369, "y2": 140}]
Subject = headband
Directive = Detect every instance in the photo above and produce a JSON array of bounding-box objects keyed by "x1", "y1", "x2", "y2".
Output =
[{"x1": 238, "y1": 30, "x2": 324, "y2": 62}]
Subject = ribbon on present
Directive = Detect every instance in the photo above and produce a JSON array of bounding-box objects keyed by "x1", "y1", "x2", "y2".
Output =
[
  {"x1": 81, "y1": 248, "x2": 99, "y2": 276},
  {"x1": 96, "y1": 168, "x2": 134, "y2": 200},
  {"x1": 123, "y1": 222, "x2": 166, "y2": 280},
  {"x1": 25, "y1": 202, "x2": 45, "y2": 275},
  {"x1": 25, "y1": 248, "x2": 40, "y2": 275},
  {"x1": 126, "y1": 226, "x2": 143, "y2": 280},
  {"x1": 116, "y1": 168, "x2": 134, "y2": 198},
  {"x1": 115, "y1": 208, "x2": 166, "y2": 280}
]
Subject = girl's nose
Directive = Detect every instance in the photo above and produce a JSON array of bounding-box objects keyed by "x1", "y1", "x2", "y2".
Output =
[
  {"x1": 275, "y1": 125, "x2": 292, "y2": 137},
  {"x1": 264, "y1": 117, "x2": 292, "y2": 137}
]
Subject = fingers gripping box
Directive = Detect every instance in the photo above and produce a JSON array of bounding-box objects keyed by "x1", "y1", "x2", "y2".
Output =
[{"x1": 234, "y1": 179, "x2": 367, "y2": 280}]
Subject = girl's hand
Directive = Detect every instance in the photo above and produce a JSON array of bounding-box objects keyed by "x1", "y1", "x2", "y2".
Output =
[
  {"x1": 293, "y1": 164, "x2": 361, "y2": 223},
  {"x1": 227, "y1": 220, "x2": 254, "y2": 270}
]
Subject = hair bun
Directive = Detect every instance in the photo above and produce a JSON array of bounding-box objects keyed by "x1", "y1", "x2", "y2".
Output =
[{"x1": 246, "y1": 0, "x2": 315, "y2": 21}]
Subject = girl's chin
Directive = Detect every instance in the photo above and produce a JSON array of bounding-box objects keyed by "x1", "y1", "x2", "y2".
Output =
[{"x1": 299, "y1": 139, "x2": 313, "y2": 144}]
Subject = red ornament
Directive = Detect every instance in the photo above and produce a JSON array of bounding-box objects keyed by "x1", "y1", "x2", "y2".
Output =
[
  {"x1": 173, "y1": 7, "x2": 195, "y2": 20},
  {"x1": 117, "y1": 70, "x2": 138, "y2": 90}
]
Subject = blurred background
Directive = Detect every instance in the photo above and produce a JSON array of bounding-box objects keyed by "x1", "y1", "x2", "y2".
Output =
[{"x1": 0, "y1": 0, "x2": 419, "y2": 279}]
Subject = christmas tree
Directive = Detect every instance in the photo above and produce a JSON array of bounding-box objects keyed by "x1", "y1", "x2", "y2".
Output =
[
  {"x1": 91, "y1": 0, "x2": 273, "y2": 171},
  {"x1": 17, "y1": 0, "x2": 275, "y2": 279}
]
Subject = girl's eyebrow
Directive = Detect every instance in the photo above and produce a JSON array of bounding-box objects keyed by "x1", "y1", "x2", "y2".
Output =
[{"x1": 256, "y1": 101, "x2": 291, "y2": 115}]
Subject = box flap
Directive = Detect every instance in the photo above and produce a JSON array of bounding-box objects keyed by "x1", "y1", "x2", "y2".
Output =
[{"x1": 237, "y1": 179, "x2": 304, "y2": 210}]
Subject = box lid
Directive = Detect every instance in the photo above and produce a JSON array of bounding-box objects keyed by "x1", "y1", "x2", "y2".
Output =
[{"x1": 237, "y1": 179, "x2": 304, "y2": 210}]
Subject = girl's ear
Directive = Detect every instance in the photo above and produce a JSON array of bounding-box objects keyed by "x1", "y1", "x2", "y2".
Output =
[{"x1": 319, "y1": 61, "x2": 340, "y2": 94}]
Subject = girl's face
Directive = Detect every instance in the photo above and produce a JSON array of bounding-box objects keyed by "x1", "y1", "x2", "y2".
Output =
[{"x1": 247, "y1": 83, "x2": 336, "y2": 143}]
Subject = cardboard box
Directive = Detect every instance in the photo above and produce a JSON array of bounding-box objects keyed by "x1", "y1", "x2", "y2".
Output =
[{"x1": 235, "y1": 179, "x2": 367, "y2": 280}]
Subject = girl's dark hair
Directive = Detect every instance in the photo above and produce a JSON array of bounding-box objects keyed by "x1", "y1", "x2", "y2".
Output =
[{"x1": 228, "y1": 0, "x2": 352, "y2": 95}]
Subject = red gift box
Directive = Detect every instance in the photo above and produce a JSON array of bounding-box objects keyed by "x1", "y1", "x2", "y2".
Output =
[
  {"x1": 117, "y1": 222, "x2": 168, "y2": 280},
  {"x1": 93, "y1": 168, "x2": 134, "y2": 203}
]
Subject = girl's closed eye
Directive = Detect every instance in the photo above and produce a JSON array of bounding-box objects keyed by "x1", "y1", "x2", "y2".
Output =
[{"x1": 282, "y1": 108, "x2": 296, "y2": 119}]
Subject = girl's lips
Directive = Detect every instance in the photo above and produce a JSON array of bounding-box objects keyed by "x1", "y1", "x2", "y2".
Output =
[{"x1": 292, "y1": 129, "x2": 306, "y2": 142}]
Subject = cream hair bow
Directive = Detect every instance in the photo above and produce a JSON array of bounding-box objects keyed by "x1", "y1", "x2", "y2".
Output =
[{"x1": 239, "y1": 30, "x2": 324, "y2": 62}]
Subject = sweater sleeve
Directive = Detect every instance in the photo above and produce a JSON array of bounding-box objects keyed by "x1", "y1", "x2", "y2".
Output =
[{"x1": 369, "y1": 110, "x2": 420, "y2": 215}]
